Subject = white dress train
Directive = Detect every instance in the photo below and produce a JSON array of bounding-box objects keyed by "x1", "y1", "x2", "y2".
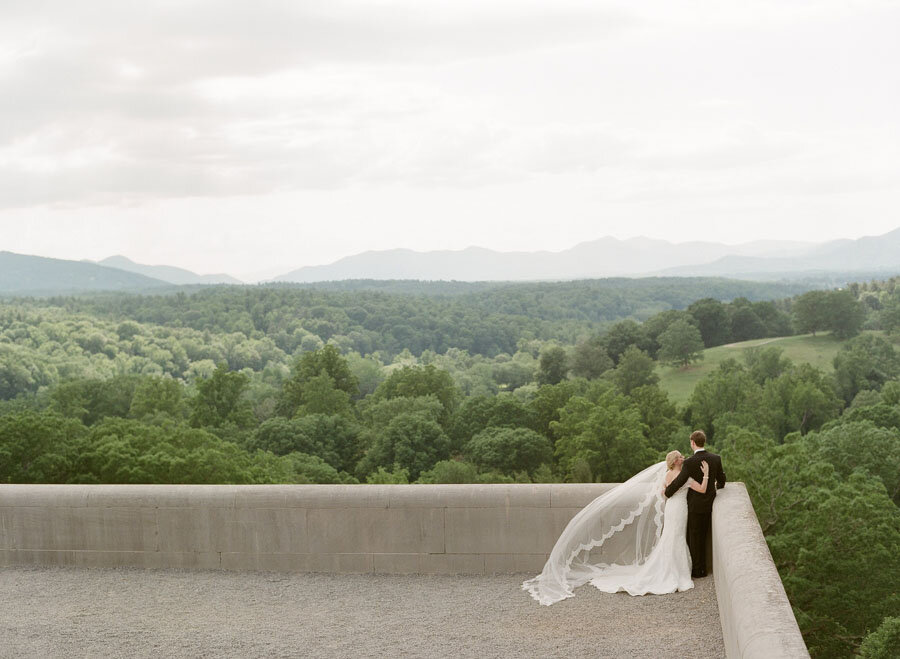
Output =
[
  {"x1": 587, "y1": 486, "x2": 693, "y2": 596},
  {"x1": 522, "y1": 462, "x2": 694, "y2": 605}
]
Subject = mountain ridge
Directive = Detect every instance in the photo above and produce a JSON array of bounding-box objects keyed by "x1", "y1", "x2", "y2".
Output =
[
  {"x1": 659, "y1": 227, "x2": 900, "y2": 277},
  {"x1": 0, "y1": 251, "x2": 171, "y2": 295},
  {"x1": 96, "y1": 255, "x2": 243, "y2": 285},
  {"x1": 3, "y1": 228, "x2": 896, "y2": 294},
  {"x1": 273, "y1": 235, "x2": 822, "y2": 282}
]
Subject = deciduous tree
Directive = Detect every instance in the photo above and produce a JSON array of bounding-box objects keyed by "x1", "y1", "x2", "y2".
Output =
[
  {"x1": 466, "y1": 427, "x2": 552, "y2": 476},
  {"x1": 657, "y1": 319, "x2": 705, "y2": 367},
  {"x1": 613, "y1": 345, "x2": 659, "y2": 395}
]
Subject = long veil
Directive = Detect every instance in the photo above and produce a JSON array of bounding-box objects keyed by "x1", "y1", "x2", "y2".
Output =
[{"x1": 523, "y1": 461, "x2": 668, "y2": 605}]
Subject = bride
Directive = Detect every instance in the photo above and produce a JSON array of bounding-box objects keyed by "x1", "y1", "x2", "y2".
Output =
[{"x1": 523, "y1": 451, "x2": 709, "y2": 605}]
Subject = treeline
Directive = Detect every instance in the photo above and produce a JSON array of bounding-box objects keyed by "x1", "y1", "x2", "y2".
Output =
[
  {"x1": 0, "y1": 282, "x2": 832, "y2": 403},
  {"x1": 23, "y1": 277, "x2": 810, "y2": 357}
]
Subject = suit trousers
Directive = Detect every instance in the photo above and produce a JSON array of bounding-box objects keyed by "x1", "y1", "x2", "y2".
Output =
[{"x1": 687, "y1": 509, "x2": 711, "y2": 577}]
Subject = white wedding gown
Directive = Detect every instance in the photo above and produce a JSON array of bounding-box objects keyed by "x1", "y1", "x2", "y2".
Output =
[
  {"x1": 587, "y1": 486, "x2": 693, "y2": 596},
  {"x1": 523, "y1": 462, "x2": 694, "y2": 605}
]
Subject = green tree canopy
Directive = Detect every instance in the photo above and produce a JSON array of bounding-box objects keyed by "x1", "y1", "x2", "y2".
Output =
[
  {"x1": 642, "y1": 309, "x2": 696, "y2": 358},
  {"x1": 570, "y1": 335, "x2": 614, "y2": 379},
  {"x1": 526, "y1": 380, "x2": 586, "y2": 444},
  {"x1": 291, "y1": 374, "x2": 353, "y2": 418},
  {"x1": 613, "y1": 345, "x2": 659, "y2": 395},
  {"x1": 537, "y1": 344, "x2": 569, "y2": 385},
  {"x1": 465, "y1": 426, "x2": 552, "y2": 476},
  {"x1": 188, "y1": 363, "x2": 256, "y2": 429},
  {"x1": 359, "y1": 412, "x2": 451, "y2": 481},
  {"x1": 449, "y1": 394, "x2": 535, "y2": 450},
  {"x1": 602, "y1": 320, "x2": 652, "y2": 365},
  {"x1": 808, "y1": 420, "x2": 900, "y2": 502},
  {"x1": 129, "y1": 376, "x2": 185, "y2": 419},
  {"x1": 729, "y1": 304, "x2": 767, "y2": 343},
  {"x1": 752, "y1": 300, "x2": 792, "y2": 337},
  {"x1": 792, "y1": 290, "x2": 831, "y2": 336},
  {"x1": 627, "y1": 384, "x2": 681, "y2": 452},
  {"x1": 687, "y1": 359, "x2": 762, "y2": 442},
  {"x1": 50, "y1": 375, "x2": 143, "y2": 425},
  {"x1": 371, "y1": 364, "x2": 460, "y2": 427},
  {"x1": 552, "y1": 389, "x2": 654, "y2": 482},
  {"x1": 74, "y1": 418, "x2": 255, "y2": 484},
  {"x1": 416, "y1": 459, "x2": 482, "y2": 484},
  {"x1": 859, "y1": 617, "x2": 900, "y2": 659},
  {"x1": 743, "y1": 346, "x2": 791, "y2": 385},
  {"x1": 248, "y1": 414, "x2": 362, "y2": 471},
  {"x1": 277, "y1": 345, "x2": 359, "y2": 417},
  {"x1": 826, "y1": 289, "x2": 865, "y2": 339},
  {"x1": 250, "y1": 450, "x2": 358, "y2": 484},
  {"x1": 687, "y1": 298, "x2": 731, "y2": 347},
  {"x1": 842, "y1": 403, "x2": 900, "y2": 431},
  {"x1": 759, "y1": 363, "x2": 841, "y2": 440},
  {"x1": 0, "y1": 411, "x2": 85, "y2": 483},
  {"x1": 833, "y1": 333, "x2": 900, "y2": 404},
  {"x1": 365, "y1": 465, "x2": 410, "y2": 484},
  {"x1": 657, "y1": 319, "x2": 705, "y2": 367}
]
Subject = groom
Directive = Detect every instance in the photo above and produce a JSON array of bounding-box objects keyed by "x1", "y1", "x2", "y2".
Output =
[{"x1": 664, "y1": 430, "x2": 726, "y2": 578}]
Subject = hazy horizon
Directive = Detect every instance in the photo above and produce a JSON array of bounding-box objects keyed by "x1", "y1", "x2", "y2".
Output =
[
  {"x1": 3, "y1": 1, "x2": 899, "y2": 277},
  {"x1": 0, "y1": 227, "x2": 884, "y2": 284}
]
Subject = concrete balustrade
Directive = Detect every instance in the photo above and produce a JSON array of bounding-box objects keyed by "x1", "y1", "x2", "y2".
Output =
[
  {"x1": 0, "y1": 483, "x2": 616, "y2": 574},
  {"x1": 0, "y1": 482, "x2": 808, "y2": 657},
  {"x1": 712, "y1": 484, "x2": 809, "y2": 658}
]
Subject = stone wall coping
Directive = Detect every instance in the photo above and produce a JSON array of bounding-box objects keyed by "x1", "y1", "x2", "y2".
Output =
[
  {"x1": 0, "y1": 483, "x2": 616, "y2": 510},
  {"x1": 712, "y1": 484, "x2": 809, "y2": 659}
]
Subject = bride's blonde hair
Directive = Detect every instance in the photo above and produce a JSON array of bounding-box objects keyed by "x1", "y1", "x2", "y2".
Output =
[{"x1": 665, "y1": 450, "x2": 681, "y2": 471}]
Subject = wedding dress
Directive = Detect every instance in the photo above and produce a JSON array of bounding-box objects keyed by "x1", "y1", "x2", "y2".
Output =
[
  {"x1": 588, "y1": 485, "x2": 693, "y2": 596},
  {"x1": 523, "y1": 461, "x2": 693, "y2": 605}
]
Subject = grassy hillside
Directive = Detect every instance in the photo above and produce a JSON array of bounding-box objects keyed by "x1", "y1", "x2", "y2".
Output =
[{"x1": 657, "y1": 332, "x2": 848, "y2": 404}]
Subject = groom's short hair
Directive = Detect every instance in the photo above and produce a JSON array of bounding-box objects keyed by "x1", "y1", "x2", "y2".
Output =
[{"x1": 690, "y1": 430, "x2": 706, "y2": 447}]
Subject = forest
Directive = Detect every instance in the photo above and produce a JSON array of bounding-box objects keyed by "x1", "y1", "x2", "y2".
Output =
[{"x1": 1, "y1": 276, "x2": 899, "y2": 657}]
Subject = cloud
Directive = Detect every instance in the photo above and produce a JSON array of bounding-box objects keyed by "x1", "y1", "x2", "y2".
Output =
[
  {"x1": 637, "y1": 125, "x2": 808, "y2": 172},
  {"x1": 0, "y1": 1, "x2": 642, "y2": 208},
  {"x1": 0, "y1": 0, "x2": 898, "y2": 216}
]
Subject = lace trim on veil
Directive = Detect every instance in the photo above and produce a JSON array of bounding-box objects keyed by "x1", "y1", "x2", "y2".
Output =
[
  {"x1": 562, "y1": 482, "x2": 664, "y2": 567},
  {"x1": 522, "y1": 461, "x2": 668, "y2": 605}
]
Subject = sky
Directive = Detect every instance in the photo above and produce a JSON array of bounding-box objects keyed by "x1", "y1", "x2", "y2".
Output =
[{"x1": 1, "y1": 0, "x2": 899, "y2": 280}]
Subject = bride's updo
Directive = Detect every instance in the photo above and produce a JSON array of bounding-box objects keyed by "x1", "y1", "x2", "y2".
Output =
[{"x1": 665, "y1": 450, "x2": 681, "y2": 471}]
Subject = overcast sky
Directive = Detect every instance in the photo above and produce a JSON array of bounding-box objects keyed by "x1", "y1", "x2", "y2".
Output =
[{"x1": 1, "y1": 0, "x2": 898, "y2": 279}]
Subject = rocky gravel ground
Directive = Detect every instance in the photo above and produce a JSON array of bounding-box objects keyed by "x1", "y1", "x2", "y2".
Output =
[{"x1": 0, "y1": 567, "x2": 724, "y2": 658}]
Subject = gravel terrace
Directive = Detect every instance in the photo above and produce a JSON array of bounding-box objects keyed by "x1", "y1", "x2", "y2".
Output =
[{"x1": 0, "y1": 567, "x2": 725, "y2": 658}]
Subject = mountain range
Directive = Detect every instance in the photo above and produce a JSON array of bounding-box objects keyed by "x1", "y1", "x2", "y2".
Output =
[
  {"x1": 272, "y1": 230, "x2": 900, "y2": 283},
  {"x1": 1, "y1": 228, "x2": 898, "y2": 295},
  {"x1": 0, "y1": 251, "x2": 171, "y2": 295},
  {"x1": 659, "y1": 229, "x2": 900, "y2": 277},
  {"x1": 94, "y1": 255, "x2": 243, "y2": 286},
  {"x1": 272, "y1": 237, "x2": 820, "y2": 282}
]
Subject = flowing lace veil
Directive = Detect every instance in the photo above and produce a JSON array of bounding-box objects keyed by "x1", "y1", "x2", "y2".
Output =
[{"x1": 523, "y1": 461, "x2": 668, "y2": 605}]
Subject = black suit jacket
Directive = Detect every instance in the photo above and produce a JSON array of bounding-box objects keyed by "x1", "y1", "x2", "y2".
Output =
[{"x1": 664, "y1": 450, "x2": 726, "y2": 513}]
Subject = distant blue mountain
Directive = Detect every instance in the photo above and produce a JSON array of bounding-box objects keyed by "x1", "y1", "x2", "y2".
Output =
[
  {"x1": 97, "y1": 255, "x2": 243, "y2": 285},
  {"x1": 659, "y1": 227, "x2": 900, "y2": 277},
  {"x1": 272, "y1": 236, "x2": 817, "y2": 282},
  {"x1": 0, "y1": 251, "x2": 171, "y2": 295}
]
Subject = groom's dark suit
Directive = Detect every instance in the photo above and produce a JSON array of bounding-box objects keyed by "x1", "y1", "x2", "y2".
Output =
[{"x1": 664, "y1": 449, "x2": 726, "y2": 577}]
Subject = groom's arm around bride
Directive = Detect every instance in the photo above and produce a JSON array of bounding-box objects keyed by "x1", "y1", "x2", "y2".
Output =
[
  {"x1": 664, "y1": 430, "x2": 725, "y2": 499},
  {"x1": 664, "y1": 430, "x2": 726, "y2": 578}
]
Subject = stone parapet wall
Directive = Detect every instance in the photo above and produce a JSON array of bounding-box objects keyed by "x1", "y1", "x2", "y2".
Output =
[
  {"x1": 0, "y1": 482, "x2": 807, "y2": 657},
  {"x1": 712, "y1": 484, "x2": 809, "y2": 658},
  {"x1": 0, "y1": 483, "x2": 615, "y2": 574}
]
